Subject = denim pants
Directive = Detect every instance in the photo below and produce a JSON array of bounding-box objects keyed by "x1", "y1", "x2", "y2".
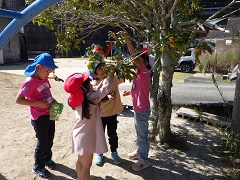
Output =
[
  {"x1": 31, "y1": 115, "x2": 55, "y2": 168},
  {"x1": 134, "y1": 110, "x2": 150, "y2": 160},
  {"x1": 101, "y1": 114, "x2": 118, "y2": 152}
]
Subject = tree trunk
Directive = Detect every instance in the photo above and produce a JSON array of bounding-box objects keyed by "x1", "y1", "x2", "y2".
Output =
[
  {"x1": 149, "y1": 54, "x2": 161, "y2": 140},
  {"x1": 231, "y1": 61, "x2": 240, "y2": 137},
  {"x1": 158, "y1": 53, "x2": 175, "y2": 144}
]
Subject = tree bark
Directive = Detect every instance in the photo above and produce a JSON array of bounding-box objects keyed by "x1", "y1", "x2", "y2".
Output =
[
  {"x1": 158, "y1": 53, "x2": 175, "y2": 144},
  {"x1": 149, "y1": 54, "x2": 161, "y2": 140},
  {"x1": 231, "y1": 61, "x2": 240, "y2": 137}
]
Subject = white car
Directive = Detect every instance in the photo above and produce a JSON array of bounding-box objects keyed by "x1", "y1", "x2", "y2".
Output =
[{"x1": 175, "y1": 48, "x2": 195, "y2": 73}]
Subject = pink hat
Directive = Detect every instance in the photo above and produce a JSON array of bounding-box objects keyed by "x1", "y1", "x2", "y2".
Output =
[
  {"x1": 139, "y1": 48, "x2": 149, "y2": 56},
  {"x1": 64, "y1": 72, "x2": 90, "y2": 108}
]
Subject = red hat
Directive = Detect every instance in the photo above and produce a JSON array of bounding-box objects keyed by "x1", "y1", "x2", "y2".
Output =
[
  {"x1": 64, "y1": 72, "x2": 90, "y2": 108},
  {"x1": 92, "y1": 46, "x2": 103, "y2": 52},
  {"x1": 139, "y1": 48, "x2": 149, "y2": 56}
]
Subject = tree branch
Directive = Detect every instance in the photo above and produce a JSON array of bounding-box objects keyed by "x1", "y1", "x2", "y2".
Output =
[
  {"x1": 163, "y1": 0, "x2": 179, "y2": 20},
  {"x1": 206, "y1": 0, "x2": 237, "y2": 21}
]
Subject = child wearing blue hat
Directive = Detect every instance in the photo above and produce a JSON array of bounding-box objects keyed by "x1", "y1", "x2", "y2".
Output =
[
  {"x1": 90, "y1": 62, "x2": 124, "y2": 166},
  {"x1": 16, "y1": 53, "x2": 59, "y2": 178}
]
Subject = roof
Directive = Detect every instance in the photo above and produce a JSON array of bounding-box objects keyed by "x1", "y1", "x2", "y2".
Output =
[
  {"x1": 206, "y1": 18, "x2": 228, "y2": 25},
  {"x1": 206, "y1": 17, "x2": 240, "y2": 39}
]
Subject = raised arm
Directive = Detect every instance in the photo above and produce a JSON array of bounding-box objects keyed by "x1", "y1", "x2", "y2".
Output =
[
  {"x1": 117, "y1": 31, "x2": 143, "y2": 67},
  {"x1": 91, "y1": 69, "x2": 115, "y2": 104}
]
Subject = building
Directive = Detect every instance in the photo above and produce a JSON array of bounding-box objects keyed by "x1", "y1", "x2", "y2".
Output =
[{"x1": 0, "y1": 0, "x2": 26, "y2": 63}]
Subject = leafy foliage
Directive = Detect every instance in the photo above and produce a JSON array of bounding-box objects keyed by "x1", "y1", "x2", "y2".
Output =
[
  {"x1": 156, "y1": 31, "x2": 215, "y2": 63},
  {"x1": 177, "y1": 0, "x2": 202, "y2": 21},
  {"x1": 25, "y1": 0, "x2": 212, "y2": 60},
  {"x1": 217, "y1": 127, "x2": 240, "y2": 169},
  {"x1": 194, "y1": 41, "x2": 215, "y2": 60},
  {"x1": 86, "y1": 32, "x2": 136, "y2": 81}
]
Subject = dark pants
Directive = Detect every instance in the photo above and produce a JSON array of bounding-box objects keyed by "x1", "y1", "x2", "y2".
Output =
[
  {"x1": 101, "y1": 114, "x2": 118, "y2": 152},
  {"x1": 31, "y1": 115, "x2": 55, "y2": 169}
]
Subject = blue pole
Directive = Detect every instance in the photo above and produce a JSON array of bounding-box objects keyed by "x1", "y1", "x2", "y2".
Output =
[
  {"x1": 0, "y1": 0, "x2": 63, "y2": 50},
  {"x1": 0, "y1": 9, "x2": 23, "y2": 19},
  {"x1": 112, "y1": 46, "x2": 130, "y2": 58}
]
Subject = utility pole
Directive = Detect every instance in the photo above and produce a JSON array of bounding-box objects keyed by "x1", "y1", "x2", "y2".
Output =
[{"x1": 231, "y1": 62, "x2": 240, "y2": 136}]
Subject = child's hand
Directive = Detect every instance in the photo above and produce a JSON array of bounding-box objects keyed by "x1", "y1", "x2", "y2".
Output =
[
  {"x1": 123, "y1": 90, "x2": 131, "y2": 96},
  {"x1": 116, "y1": 31, "x2": 127, "y2": 40},
  {"x1": 107, "y1": 91, "x2": 115, "y2": 100},
  {"x1": 107, "y1": 94, "x2": 114, "y2": 100}
]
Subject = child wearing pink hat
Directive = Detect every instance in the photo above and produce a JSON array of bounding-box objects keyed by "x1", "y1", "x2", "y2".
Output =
[
  {"x1": 118, "y1": 31, "x2": 151, "y2": 172},
  {"x1": 64, "y1": 70, "x2": 114, "y2": 180}
]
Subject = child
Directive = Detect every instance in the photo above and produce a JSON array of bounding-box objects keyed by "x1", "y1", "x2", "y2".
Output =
[
  {"x1": 118, "y1": 31, "x2": 151, "y2": 171},
  {"x1": 15, "y1": 53, "x2": 59, "y2": 178},
  {"x1": 92, "y1": 62, "x2": 124, "y2": 166},
  {"x1": 64, "y1": 70, "x2": 114, "y2": 180}
]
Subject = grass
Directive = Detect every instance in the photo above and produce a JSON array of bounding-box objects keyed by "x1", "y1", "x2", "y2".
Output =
[
  {"x1": 173, "y1": 68, "x2": 232, "y2": 83},
  {"x1": 173, "y1": 70, "x2": 198, "y2": 82}
]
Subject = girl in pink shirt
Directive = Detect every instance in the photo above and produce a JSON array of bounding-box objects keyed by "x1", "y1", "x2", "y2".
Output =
[{"x1": 119, "y1": 32, "x2": 151, "y2": 172}]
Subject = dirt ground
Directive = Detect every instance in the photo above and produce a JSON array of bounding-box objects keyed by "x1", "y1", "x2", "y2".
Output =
[{"x1": 0, "y1": 60, "x2": 234, "y2": 180}]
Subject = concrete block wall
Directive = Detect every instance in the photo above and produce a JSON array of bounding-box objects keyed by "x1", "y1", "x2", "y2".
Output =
[{"x1": 0, "y1": 17, "x2": 21, "y2": 64}]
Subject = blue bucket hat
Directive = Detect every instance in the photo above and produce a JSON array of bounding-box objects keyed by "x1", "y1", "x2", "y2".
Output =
[
  {"x1": 24, "y1": 53, "x2": 58, "y2": 77},
  {"x1": 94, "y1": 61, "x2": 101, "y2": 73},
  {"x1": 88, "y1": 69, "x2": 94, "y2": 80}
]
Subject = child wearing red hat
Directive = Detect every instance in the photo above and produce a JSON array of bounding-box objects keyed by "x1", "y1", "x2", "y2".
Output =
[{"x1": 64, "y1": 70, "x2": 114, "y2": 180}]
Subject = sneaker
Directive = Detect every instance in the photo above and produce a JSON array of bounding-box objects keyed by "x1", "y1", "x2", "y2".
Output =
[
  {"x1": 131, "y1": 159, "x2": 150, "y2": 171},
  {"x1": 128, "y1": 150, "x2": 140, "y2": 160},
  {"x1": 32, "y1": 166, "x2": 51, "y2": 178},
  {"x1": 111, "y1": 152, "x2": 122, "y2": 164},
  {"x1": 95, "y1": 154, "x2": 103, "y2": 166},
  {"x1": 45, "y1": 160, "x2": 56, "y2": 170}
]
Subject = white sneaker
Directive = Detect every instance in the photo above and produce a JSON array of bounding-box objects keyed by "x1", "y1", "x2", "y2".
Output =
[
  {"x1": 131, "y1": 159, "x2": 150, "y2": 171},
  {"x1": 94, "y1": 154, "x2": 103, "y2": 165},
  {"x1": 128, "y1": 150, "x2": 140, "y2": 160}
]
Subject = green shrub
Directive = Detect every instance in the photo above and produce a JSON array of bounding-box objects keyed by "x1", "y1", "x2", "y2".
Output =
[
  {"x1": 198, "y1": 46, "x2": 240, "y2": 74},
  {"x1": 198, "y1": 51, "x2": 215, "y2": 73}
]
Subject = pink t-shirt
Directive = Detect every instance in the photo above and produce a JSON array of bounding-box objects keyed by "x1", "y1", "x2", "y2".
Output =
[
  {"x1": 18, "y1": 77, "x2": 52, "y2": 120},
  {"x1": 131, "y1": 64, "x2": 151, "y2": 112}
]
